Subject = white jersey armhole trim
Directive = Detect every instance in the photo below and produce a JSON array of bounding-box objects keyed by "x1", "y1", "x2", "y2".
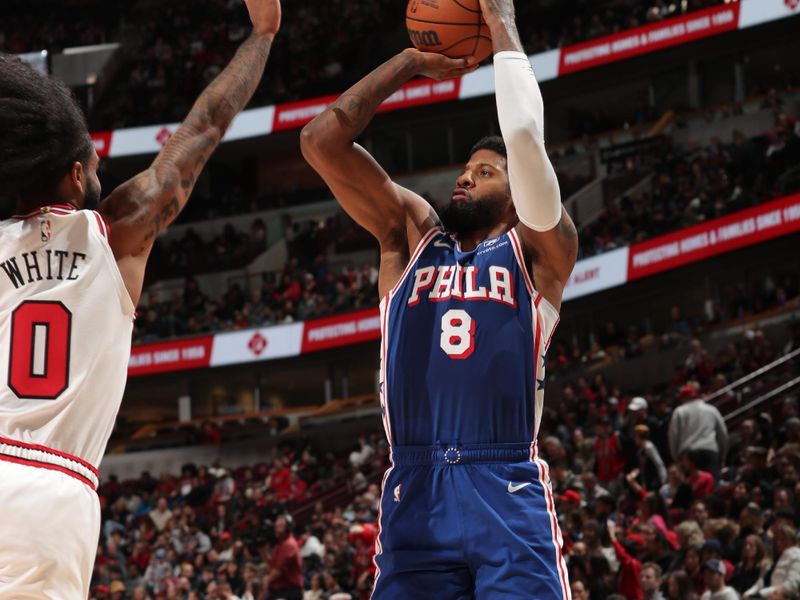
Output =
[
  {"x1": 507, "y1": 227, "x2": 561, "y2": 317},
  {"x1": 84, "y1": 212, "x2": 136, "y2": 318},
  {"x1": 388, "y1": 226, "x2": 442, "y2": 297}
]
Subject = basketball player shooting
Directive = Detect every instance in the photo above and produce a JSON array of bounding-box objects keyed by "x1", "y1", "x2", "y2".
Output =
[
  {"x1": 302, "y1": 0, "x2": 577, "y2": 597},
  {"x1": 0, "y1": 0, "x2": 279, "y2": 596}
]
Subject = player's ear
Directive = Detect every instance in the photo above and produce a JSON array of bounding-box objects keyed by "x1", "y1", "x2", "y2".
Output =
[{"x1": 66, "y1": 161, "x2": 86, "y2": 198}]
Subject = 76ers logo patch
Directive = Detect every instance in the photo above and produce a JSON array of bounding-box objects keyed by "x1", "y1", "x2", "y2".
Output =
[{"x1": 787, "y1": 0, "x2": 800, "y2": 10}]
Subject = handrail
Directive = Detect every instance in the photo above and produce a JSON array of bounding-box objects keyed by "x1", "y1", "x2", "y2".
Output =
[
  {"x1": 705, "y1": 347, "x2": 800, "y2": 406},
  {"x1": 291, "y1": 459, "x2": 386, "y2": 524},
  {"x1": 647, "y1": 110, "x2": 675, "y2": 137},
  {"x1": 724, "y1": 376, "x2": 800, "y2": 423}
]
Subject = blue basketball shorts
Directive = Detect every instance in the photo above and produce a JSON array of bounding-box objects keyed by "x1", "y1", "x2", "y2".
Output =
[{"x1": 371, "y1": 443, "x2": 571, "y2": 600}]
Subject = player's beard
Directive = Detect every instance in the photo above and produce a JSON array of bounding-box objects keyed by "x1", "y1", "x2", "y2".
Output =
[
  {"x1": 83, "y1": 178, "x2": 101, "y2": 210},
  {"x1": 440, "y1": 194, "x2": 507, "y2": 236}
]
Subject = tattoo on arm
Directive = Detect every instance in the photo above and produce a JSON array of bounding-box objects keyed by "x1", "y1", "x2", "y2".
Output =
[
  {"x1": 107, "y1": 33, "x2": 273, "y2": 256},
  {"x1": 159, "y1": 32, "x2": 272, "y2": 194},
  {"x1": 140, "y1": 195, "x2": 180, "y2": 252},
  {"x1": 327, "y1": 52, "x2": 418, "y2": 137}
]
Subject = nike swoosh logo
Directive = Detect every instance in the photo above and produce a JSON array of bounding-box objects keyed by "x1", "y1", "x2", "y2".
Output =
[
  {"x1": 507, "y1": 481, "x2": 532, "y2": 494},
  {"x1": 433, "y1": 239, "x2": 451, "y2": 248}
]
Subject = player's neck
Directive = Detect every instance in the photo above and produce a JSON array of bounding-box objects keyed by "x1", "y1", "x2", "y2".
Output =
[
  {"x1": 453, "y1": 223, "x2": 512, "y2": 251},
  {"x1": 16, "y1": 193, "x2": 79, "y2": 216}
]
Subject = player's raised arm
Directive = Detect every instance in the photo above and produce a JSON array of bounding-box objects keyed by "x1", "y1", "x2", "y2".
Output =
[
  {"x1": 97, "y1": 0, "x2": 280, "y2": 304},
  {"x1": 300, "y1": 50, "x2": 477, "y2": 255},
  {"x1": 480, "y1": 0, "x2": 578, "y2": 311}
]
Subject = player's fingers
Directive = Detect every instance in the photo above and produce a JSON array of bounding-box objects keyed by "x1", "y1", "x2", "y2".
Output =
[
  {"x1": 451, "y1": 64, "x2": 480, "y2": 77},
  {"x1": 450, "y1": 56, "x2": 478, "y2": 70},
  {"x1": 439, "y1": 55, "x2": 477, "y2": 71}
]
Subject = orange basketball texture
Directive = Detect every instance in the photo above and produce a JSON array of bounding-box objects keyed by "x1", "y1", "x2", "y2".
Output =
[{"x1": 406, "y1": 0, "x2": 493, "y2": 63}]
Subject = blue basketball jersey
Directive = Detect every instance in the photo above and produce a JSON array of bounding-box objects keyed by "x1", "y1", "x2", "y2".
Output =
[{"x1": 379, "y1": 227, "x2": 560, "y2": 451}]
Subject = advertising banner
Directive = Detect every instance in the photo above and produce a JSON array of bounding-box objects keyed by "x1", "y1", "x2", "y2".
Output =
[
  {"x1": 559, "y1": 4, "x2": 740, "y2": 76},
  {"x1": 208, "y1": 323, "x2": 304, "y2": 367},
  {"x1": 563, "y1": 247, "x2": 630, "y2": 302},
  {"x1": 628, "y1": 194, "x2": 800, "y2": 280},
  {"x1": 301, "y1": 308, "x2": 382, "y2": 354},
  {"x1": 89, "y1": 0, "x2": 798, "y2": 155},
  {"x1": 128, "y1": 336, "x2": 214, "y2": 376}
]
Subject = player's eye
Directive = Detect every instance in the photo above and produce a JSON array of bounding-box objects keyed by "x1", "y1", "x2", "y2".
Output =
[{"x1": 480, "y1": 169, "x2": 490, "y2": 177}]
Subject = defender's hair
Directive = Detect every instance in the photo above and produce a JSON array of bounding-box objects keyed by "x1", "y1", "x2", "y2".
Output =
[{"x1": 0, "y1": 54, "x2": 93, "y2": 204}]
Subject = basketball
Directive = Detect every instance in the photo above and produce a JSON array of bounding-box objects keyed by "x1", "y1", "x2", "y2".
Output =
[{"x1": 406, "y1": 0, "x2": 493, "y2": 63}]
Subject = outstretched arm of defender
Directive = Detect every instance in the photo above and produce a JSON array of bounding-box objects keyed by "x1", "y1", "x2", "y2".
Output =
[
  {"x1": 481, "y1": 0, "x2": 578, "y2": 311},
  {"x1": 300, "y1": 49, "x2": 477, "y2": 250},
  {"x1": 97, "y1": 0, "x2": 280, "y2": 303}
]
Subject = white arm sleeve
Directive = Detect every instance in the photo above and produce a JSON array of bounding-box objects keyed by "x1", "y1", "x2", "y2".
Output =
[{"x1": 493, "y1": 51, "x2": 562, "y2": 232}]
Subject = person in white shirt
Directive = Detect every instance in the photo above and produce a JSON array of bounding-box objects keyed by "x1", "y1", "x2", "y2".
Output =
[
  {"x1": 148, "y1": 497, "x2": 173, "y2": 531},
  {"x1": 745, "y1": 524, "x2": 800, "y2": 599},
  {"x1": 701, "y1": 559, "x2": 740, "y2": 600}
]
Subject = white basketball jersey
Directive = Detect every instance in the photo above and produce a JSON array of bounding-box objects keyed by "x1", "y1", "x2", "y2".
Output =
[{"x1": 0, "y1": 205, "x2": 134, "y2": 468}]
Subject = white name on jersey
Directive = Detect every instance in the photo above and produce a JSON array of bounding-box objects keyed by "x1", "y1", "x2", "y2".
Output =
[{"x1": 407, "y1": 265, "x2": 516, "y2": 308}]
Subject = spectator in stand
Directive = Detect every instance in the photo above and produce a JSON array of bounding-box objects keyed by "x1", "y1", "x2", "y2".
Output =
[
  {"x1": 745, "y1": 524, "x2": 800, "y2": 599},
  {"x1": 635, "y1": 424, "x2": 668, "y2": 490},
  {"x1": 266, "y1": 515, "x2": 304, "y2": 600},
  {"x1": 199, "y1": 421, "x2": 222, "y2": 445},
  {"x1": 571, "y1": 578, "x2": 591, "y2": 600},
  {"x1": 348, "y1": 436, "x2": 375, "y2": 470},
  {"x1": 148, "y1": 497, "x2": 173, "y2": 531},
  {"x1": 596, "y1": 416, "x2": 627, "y2": 491},
  {"x1": 701, "y1": 560, "x2": 739, "y2": 600},
  {"x1": 730, "y1": 535, "x2": 771, "y2": 597},
  {"x1": 347, "y1": 523, "x2": 377, "y2": 595},
  {"x1": 641, "y1": 562, "x2": 666, "y2": 600},
  {"x1": 669, "y1": 385, "x2": 729, "y2": 480},
  {"x1": 608, "y1": 518, "x2": 645, "y2": 600},
  {"x1": 680, "y1": 450, "x2": 716, "y2": 500},
  {"x1": 620, "y1": 397, "x2": 650, "y2": 470},
  {"x1": 665, "y1": 570, "x2": 699, "y2": 600}
]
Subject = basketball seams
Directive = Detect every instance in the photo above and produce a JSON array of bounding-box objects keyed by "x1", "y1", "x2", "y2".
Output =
[
  {"x1": 405, "y1": 0, "x2": 492, "y2": 61},
  {"x1": 406, "y1": 16, "x2": 486, "y2": 26},
  {"x1": 451, "y1": 0, "x2": 482, "y2": 13},
  {"x1": 436, "y1": 35, "x2": 492, "y2": 55},
  {"x1": 470, "y1": 6, "x2": 481, "y2": 59}
]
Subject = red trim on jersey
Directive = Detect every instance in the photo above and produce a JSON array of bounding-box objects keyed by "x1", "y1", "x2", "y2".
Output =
[
  {"x1": 94, "y1": 211, "x2": 113, "y2": 244},
  {"x1": 535, "y1": 458, "x2": 572, "y2": 600},
  {"x1": 369, "y1": 462, "x2": 394, "y2": 599},
  {"x1": 508, "y1": 228, "x2": 535, "y2": 296},
  {"x1": 10, "y1": 204, "x2": 77, "y2": 219},
  {"x1": 0, "y1": 453, "x2": 96, "y2": 490},
  {"x1": 0, "y1": 435, "x2": 99, "y2": 476},
  {"x1": 389, "y1": 227, "x2": 441, "y2": 297},
  {"x1": 92, "y1": 211, "x2": 107, "y2": 240}
]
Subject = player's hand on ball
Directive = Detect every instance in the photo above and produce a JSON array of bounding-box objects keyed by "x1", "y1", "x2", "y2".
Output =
[
  {"x1": 244, "y1": 0, "x2": 281, "y2": 38},
  {"x1": 409, "y1": 49, "x2": 479, "y2": 81}
]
